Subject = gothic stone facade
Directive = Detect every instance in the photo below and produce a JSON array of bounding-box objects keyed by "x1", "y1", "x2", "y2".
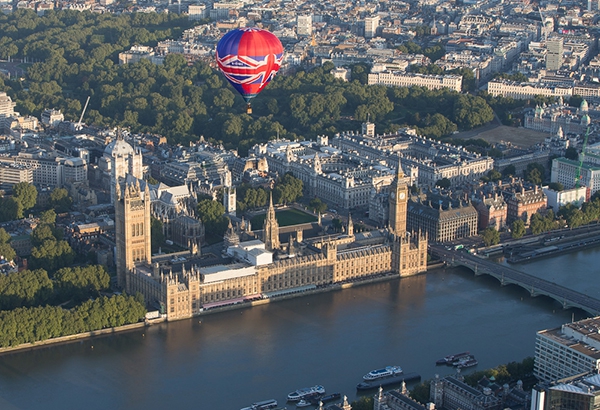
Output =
[{"x1": 120, "y1": 168, "x2": 427, "y2": 321}]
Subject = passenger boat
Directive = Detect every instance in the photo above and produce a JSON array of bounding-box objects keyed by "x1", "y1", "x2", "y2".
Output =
[
  {"x1": 240, "y1": 399, "x2": 278, "y2": 410},
  {"x1": 453, "y1": 355, "x2": 476, "y2": 367},
  {"x1": 363, "y1": 366, "x2": 403, "y2": 381},
  {"x1": 436, "y1": 351, "x2": 470, "y2": 365},
  {"x1": 296, "y1": 399, "x2": 313, "y2": 407},
  {"x1": 287, "y1": 385, "x2": 325, "y2": 402},
  {"x1": 356, "y1": 372, "x2": 421, "y2": 390},
  {"x1": 457, "y1": 358, "x2": 478, "y2": 369}
]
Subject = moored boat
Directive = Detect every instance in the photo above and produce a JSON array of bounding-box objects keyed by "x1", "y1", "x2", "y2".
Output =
[
  {"x1": 240, "y1": 398, "x2": 278, "y2": 410},
  {"x1": 317, "y1": 393, "x2": 341, "y2": 403},
  {"x1": 356, "y1": 372, "x2": 421, "y2": 390},
  {"x1": 287, "y1": 385, "x2": 325, "y2": 402},
  {"x1": 457, "y1": 358, "x2": 478, "y2": 369},
  {"x1": 296, "y1": 399, "x2": 313, "y2": 407},
  {"x1": 363, "y1": 366, "x2": 403, "y2": 381},
  {"x1": 436, "y1": 351, "x2": 470, "y2": 365}
]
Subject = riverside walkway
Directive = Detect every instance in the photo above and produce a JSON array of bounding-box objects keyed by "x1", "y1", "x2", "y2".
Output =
[{"x1": 429, "y1": 244, "x2": 600, "y2": 316}]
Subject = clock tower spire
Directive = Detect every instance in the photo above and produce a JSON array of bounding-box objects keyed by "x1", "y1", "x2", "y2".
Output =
[{"x1": 389, "y1": 155, "x2": 408, "y2": 235}]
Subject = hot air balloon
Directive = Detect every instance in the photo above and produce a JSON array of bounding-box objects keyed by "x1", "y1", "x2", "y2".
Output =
[{"x1": 216, "y1": 27, "x2": 284, "y2": 114}]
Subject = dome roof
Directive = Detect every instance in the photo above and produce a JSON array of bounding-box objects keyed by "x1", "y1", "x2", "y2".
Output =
[
  {"x1": 105, "y1": 138, "x2": 134, "y2": 157},
  {"x1": 581, "y1": 99, "x2": 589, "y2": 111}
]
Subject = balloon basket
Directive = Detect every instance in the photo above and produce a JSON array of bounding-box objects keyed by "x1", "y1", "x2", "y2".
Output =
[{"x1": 246, "y1": 103, "x2": 252, "y2": 115}]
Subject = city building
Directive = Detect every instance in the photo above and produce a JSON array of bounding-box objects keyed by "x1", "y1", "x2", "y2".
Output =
[
  {"x1": 474, "y1": 193, "x2": 507, "y2": 231},
  {"x1": 430, "y1": 374, "x2": 503, "y2": 410},
  {"x1": 0, "y1": 163, "x2": 33, "y2": 188},
  {"x1": 531, "y1": 372, "x2": 600, "y2": 410},
  {"x1": 524, "y1": 100, "x2": 590, "y2": 135},
  {"x1": 364, "y1": 16, "x2": 380, "y2": 39},
  {"x1": 297, "y1": 14, "x2": 312, "y2": 36},
  {"x1": 101, "y1": 134, "x2": 143, "y2": 202},
  {"x1": 542, "y1": 185, "x2": 588, "y2": 212},
  {"x1": 407, "y1": 195, "x2": 479, "y2": 242},
  {"x1": 551, "y1": 157, "x2": 600, "y2": 195},
  {"x1": 40, "y1": 109, "x2": 64, "y2": 128},
  {"x1": 534, "y1": 316, "x2": 600, "y2": 383},
  {"x1": 188, "y1": 4, "x2": 207, "y2": 20},
  {"x1": 374, "y1": 384, "x2": 435, "y2": 410},
  {"x1": 487, "y1": 79, "x2": 573, "y2": 100},
  {"x1": 546, "y1": 37, "x2": 564, "y2": 71},
  {"x1": 504, "y1": 185, "x2": 547, "y2": 224},
  {"x1": 256, "y1": 125, "x2": 492, "y2": 215},
  {"x1": 368, "y1": 71, "x2": 463, "y2": 92},
  {"x1": 0, "y1": 92, "x2": 16, "y2": 117}
]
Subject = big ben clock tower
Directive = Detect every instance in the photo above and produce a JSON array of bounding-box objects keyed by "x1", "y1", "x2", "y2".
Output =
[{"x1": 389, "y1": 157, "x2": 408, "y2": 235}]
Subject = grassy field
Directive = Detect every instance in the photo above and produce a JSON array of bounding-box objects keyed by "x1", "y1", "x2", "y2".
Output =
[{"x1": 251, "y1": 208, "x2": 317, "y2": 230}]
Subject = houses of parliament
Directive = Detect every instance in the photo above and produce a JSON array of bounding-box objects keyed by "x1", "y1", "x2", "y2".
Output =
[{"x1": 114, "y1": 139, "x2": 428, "y2": 321}]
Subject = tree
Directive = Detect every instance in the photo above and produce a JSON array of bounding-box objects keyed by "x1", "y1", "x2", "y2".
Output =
[
  {"x1": 435, "y1": 178, "x2": 451, "y2": 189},
  {"x1": 511, "y1": 219, "x2": 526, "y2": 239},
  {"x1": 13, "y1": 182, "x2": 37, "y2": 212},
  {"x1": 524, "y1": 163, "x2": 545, "y2": 185},
  {"x1": 273, "y1": 173, "x2": 303, "y2": 205},
  {"x1": 0, "y1": 197, "x2": 23, "y2": 221},
  {"x1": 309, "y1": 198, "x2": 327, "y2": 214},
  {"x1": 197, "y1": 199, "x2": 228, "y2": 243},
  {"x1": 481, "y1": 227, "x2": 500, "y2": 247},
  {"x1": 29, "y1": 239, "x2": 75, "y2": 273},
  {"x1": 548, "y1": 182, "x2": 564, "y2": 191},
  {"x1": 0, "y1": 226, "x2": 16, "y2": 262},
  {"x1": 40, "y1": 209, "x2": 57, "y2": 225},
  {"x1": 502, "y1": 164, "x2": 516, "y2": 177},
  {"x1": 50, "y1": 188, "x2": 72, "y2": 213},
  {"x1": 350, "y1": 397, "x2": 373, "y2": 410},
  {"x1": 529, "y1": 213, "x2": 546, "y2": 235},
  {"x1": 54, "y1": 265, "x2": 110, "y2": 303},
  {"x1": 565, "y1": 147, "x2": 578, "y2": 161}
]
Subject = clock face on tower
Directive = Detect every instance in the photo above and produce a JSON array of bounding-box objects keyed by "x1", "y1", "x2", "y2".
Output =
[{"x1": 399, "y1": 192, "x2": 406, "y2": 200}]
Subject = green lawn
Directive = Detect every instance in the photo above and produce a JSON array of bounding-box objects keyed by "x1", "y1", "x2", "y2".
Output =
[{"x1": 251, "y1": 208, "x2": 317, "y2": 230}]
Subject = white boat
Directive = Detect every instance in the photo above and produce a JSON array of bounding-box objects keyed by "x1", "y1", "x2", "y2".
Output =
[
  {"x1": 296, "y1": 399, "x2": 313, "y2": 407},
  {"x1": 287, "y1": 385, "x2": 325, "y2": 401},
  {"x1": 363, "y1": 366, "x2": 403, "y2": 381}
]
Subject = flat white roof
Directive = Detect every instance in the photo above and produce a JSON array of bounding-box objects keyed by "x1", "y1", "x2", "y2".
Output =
[{"x1": 201, "y1": 263, "x2": 256, "y2": 283}]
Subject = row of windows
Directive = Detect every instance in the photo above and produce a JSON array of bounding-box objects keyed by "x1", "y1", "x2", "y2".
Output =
[{"x1": 131, "y1": 223, "x2": 144, "y2": 237}]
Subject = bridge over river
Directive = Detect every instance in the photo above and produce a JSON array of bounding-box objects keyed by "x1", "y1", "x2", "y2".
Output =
[{"x1": 429, "y1": 244, "x2": 600, "y2": 316}]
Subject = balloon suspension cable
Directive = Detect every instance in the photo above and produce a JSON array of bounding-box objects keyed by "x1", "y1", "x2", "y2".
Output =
[{"x1": 246, "y1": 103, "x2": 252, "y2": 115}]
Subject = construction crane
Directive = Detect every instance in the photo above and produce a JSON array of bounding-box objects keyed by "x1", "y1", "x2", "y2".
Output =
[
  {"x1": 575, "y1": 126, "x2": 590, "y2": 189},
  {"x1": 75, "y1": 96, "x2": 90, "y2": 131},
  {"x1": 539, "y1": 7, "x2": 549, "y2": 42}
]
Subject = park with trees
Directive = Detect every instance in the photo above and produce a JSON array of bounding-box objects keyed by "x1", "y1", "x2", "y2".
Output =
[{"x1": 0, "y1": 9, "x2": 510, "y2": 157}]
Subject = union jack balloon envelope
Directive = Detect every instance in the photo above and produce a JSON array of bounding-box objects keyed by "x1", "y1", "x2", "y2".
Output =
[{"x1": 216, "y1": 27, "x2": 284, "y2": 114}]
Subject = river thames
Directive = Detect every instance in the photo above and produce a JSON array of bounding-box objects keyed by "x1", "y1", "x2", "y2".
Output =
[{"x1": 1, "y1": 247, "x2": 599, "y2": 410}]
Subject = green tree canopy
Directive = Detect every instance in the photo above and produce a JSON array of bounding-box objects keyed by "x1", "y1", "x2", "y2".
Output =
[
  {"x1": 309, "y1": 198, "x2": 328, "y2": 214},
  {"x1": 435, "y1": 178, "x2": 451, "y2": 189},
  {"x1": 13, "y1": 182, "x2": 37, "y2": 212},
  {"x1": 511, "y1": 219, "x2": 526, "y2": 239},
  {"x1": 53, "y1": 265, "x2": 110, "y2": 303},
  {"x1": 524, "y1": 164, "x2": 544, "y2": 185},
  {"x1": 481, "y1": 227, "x2": 500, "y2": 247},
  {"x1": 197, "y1": 199, "x2": 227, "y2": 243},
  {"x1": 565, "y1": 147, "x2": 578, "y2": 161},
  {"x1": 50, "y1": 188, "x2": 72, "y2": 213},
  {"x1": 273, "y1": 173, "x2": 303, "y2": 205}
]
